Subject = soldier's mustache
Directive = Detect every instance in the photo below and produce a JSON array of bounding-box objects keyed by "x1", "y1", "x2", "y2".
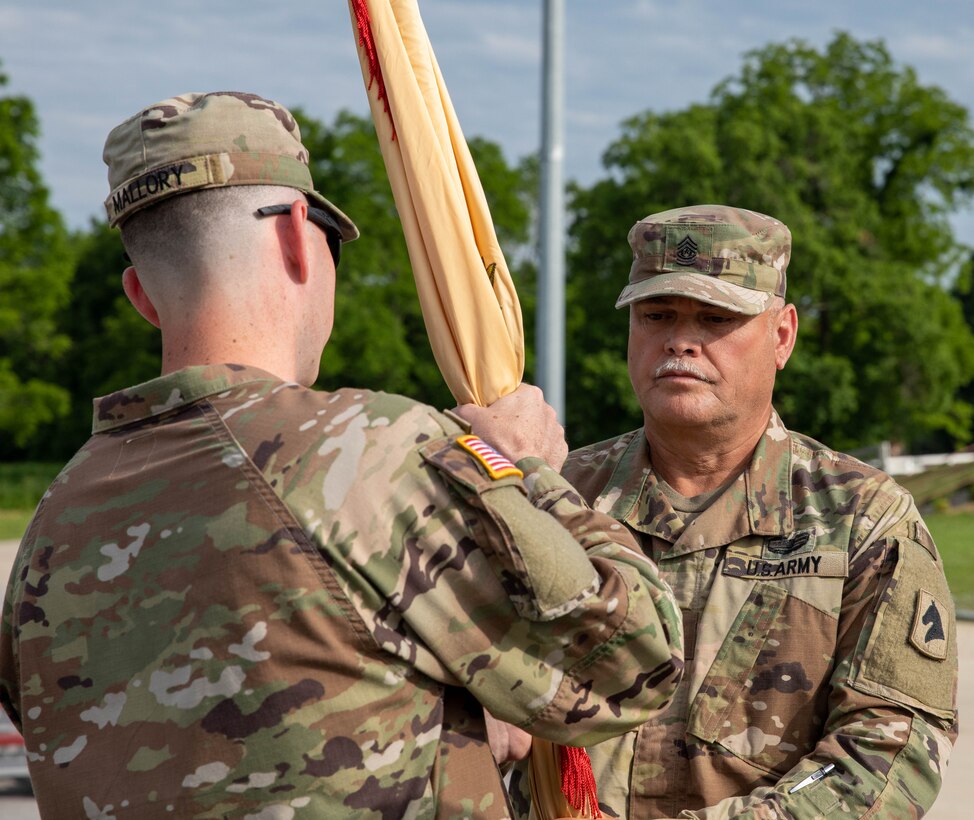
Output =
[{"x1": 654, "y1": 358, "x2": 713, "y2": 383}]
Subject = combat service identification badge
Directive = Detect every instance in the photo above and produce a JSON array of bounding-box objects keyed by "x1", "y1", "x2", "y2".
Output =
[
  {"x1": 910, "y1": 589, "x2": 949, "y2": 660},
  {"x1": 456, "y1": 434, "x2": 523, "y2": 480}
]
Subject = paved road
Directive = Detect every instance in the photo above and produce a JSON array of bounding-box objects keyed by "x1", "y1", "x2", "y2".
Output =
[
  {"x1": 0, "y1": 777, "x2": 36, "y2": 820},
  {"x1": 934, "y1": 617, "x2": 973, "y2": 818},
  {"x1": 0, "y1": 540, "x2": 969, "y2": 816}
]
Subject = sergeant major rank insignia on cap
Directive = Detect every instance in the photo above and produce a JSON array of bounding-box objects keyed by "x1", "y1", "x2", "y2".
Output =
[
  {"x1": 675, "y1": 235, "x2": 699, "y2": 266},
  {"x1": 456, "y1": 434, "x2": 523, "y2": 480}
]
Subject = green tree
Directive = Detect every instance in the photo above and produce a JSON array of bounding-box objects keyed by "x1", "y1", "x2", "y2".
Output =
[
  {"x1": 296, "y1": 109, "x2": 535, "y2": 408},
  {"x1": 0, "y1": 62, "x2": 74, "y2": 454},
  {"x1": 39, "y1": 221, "x2": 160, "y2": 458},
  {"x1": 940, "y1": 249, "x2": 974, "y2": 451},
  {"x1": 39, "y1": 109, "x2": 536, "y2": 461},
  {"x1": 565, "y1": 33, "x2": 974, "y2": 451}
]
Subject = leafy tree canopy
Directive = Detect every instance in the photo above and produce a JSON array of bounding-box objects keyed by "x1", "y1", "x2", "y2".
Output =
[
  {"x1": 296, "y1": 109, "x2": 535, "y2": 410},
  {"x1": 565, "y1": 32, "x2": 974, "y2": 451},
  {"x1": 8, "y1": 33, "x2": 974, "y2": 461},
  {"x1": 39, "y1": 221, "x2": 160, "y2": 458},
  {"x1": 0, "y1": 62, "x2": 73, "y2": 453},
  {"x1": 19, "y1": 108, "x2": 535, "y2": 459}
]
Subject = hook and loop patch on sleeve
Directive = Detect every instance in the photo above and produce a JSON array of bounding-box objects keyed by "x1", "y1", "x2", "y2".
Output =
[
  {"x1": 456, "y1": 434, "x2": 523, "y2": 480},
  {"x1": 851, "y1": 538, "x2": 956, "y2": 720}
]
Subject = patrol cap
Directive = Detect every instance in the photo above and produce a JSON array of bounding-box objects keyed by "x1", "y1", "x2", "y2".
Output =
[
  {"x1": 103, "y1": 91, "x2": 359, "y2": 241},
  {"x1": 616, "y1": 204, "x2": 790, "y2": 315}
]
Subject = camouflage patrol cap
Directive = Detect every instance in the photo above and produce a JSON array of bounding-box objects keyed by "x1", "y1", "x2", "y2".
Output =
[
  {"x1": 616, "y1": 204, "x2": 790, "y2": 315},
  {"x1": 102, "y1": 91, "x2": 359, "y2": 241}
]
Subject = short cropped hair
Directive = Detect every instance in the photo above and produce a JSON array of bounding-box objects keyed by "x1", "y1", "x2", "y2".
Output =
[{"x1": 120, "y1": 185, "x2": 301, "y2": 277}]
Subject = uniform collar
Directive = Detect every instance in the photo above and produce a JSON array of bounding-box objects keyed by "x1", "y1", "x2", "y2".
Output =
[
  {"x1": 597, "y1": 412, "x2": 795, "y2": 554},
  {"x1": 91, "y1": 364, "x2": 287, "y2": 433}
]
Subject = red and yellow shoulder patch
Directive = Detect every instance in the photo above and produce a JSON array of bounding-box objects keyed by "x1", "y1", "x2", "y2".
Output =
[{"x1": 456, "y1": 434, "x2": 523, "y2": 481}]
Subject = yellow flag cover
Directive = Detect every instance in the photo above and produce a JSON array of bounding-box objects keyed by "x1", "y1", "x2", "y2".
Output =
[
  {"x1": 348, "y1": 3, "x2": 596, "y2": 816},
  {"x1": 347, "y1": 0, "x2": 523, "y2": 407}
]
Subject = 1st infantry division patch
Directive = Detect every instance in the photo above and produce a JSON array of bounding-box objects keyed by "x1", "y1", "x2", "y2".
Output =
[{"x1": 910, "y1": 589, "x2": 949, "y2": 660}]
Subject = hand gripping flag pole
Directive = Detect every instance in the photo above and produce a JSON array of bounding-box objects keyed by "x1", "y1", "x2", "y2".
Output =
[{"x1": 348, "y1": 3, "x2": 600, "y2": 816}]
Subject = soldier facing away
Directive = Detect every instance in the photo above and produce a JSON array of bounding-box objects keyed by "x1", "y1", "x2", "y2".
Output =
[
  {"x1": 505, "y1": 205, "x2": 958, "y2": 818},
  {"x1": 0, "y1": 92, "x2": 684, "y2": 818}
]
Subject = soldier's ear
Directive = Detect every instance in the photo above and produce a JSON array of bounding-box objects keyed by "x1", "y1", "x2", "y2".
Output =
[
  {"x1": 774, "y1": 303, "x2": 798, "y2": 370},
  {"x1": 122, "y1": 267, "x2": 161, "y2": 328},
  {"x1": 283, "y1": 199, "x2": 312, "y2": 285}
]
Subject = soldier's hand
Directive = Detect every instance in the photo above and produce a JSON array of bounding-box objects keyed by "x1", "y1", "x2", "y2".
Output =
[
  {"x1": 455, "y1": 384, "x2": 568, "y2": 470},
  {"x1": 484, "y1": 710, "x2": 532, "y2": 764}
]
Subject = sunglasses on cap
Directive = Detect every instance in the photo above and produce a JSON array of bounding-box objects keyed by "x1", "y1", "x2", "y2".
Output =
[{"x1": 255, "y1": 203, "x2": 343, "y2": 269}]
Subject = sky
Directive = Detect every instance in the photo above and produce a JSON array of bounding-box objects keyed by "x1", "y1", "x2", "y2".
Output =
[{"x1": 2, "y1": 0, "x2": 973, "y2": 240}]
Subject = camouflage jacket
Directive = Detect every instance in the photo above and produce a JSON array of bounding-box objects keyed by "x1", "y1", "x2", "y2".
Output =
[
  {"x1": 0, "y1": 365, "x2": 683, "y2": 819},
  {"x1": 511, "y1": 412, "x2": 957, "y2": 819}
]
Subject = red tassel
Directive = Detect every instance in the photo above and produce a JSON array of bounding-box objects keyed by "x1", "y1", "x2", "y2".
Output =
[
  {"x1": 560, "y1": 745, "x2": 602, "y2": 818},
  {"x1": 350, "y1": 0, "x2": 396, "y2": 139}
]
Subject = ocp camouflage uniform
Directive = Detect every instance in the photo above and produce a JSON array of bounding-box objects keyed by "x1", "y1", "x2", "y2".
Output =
[
  {"x1": 0, "y1": 364, "x2": 683, "y2": 819},
  {"x1": 511, "y1": 411, "x2": 957, "y2": 819}
]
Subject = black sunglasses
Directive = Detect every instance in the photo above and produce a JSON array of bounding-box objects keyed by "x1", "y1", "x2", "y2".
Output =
[{"x1": 255, "y1": 204, "x2": 343, "y2": 269}]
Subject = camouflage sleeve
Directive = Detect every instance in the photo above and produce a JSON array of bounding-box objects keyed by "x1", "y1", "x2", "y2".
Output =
[
  {"x1": 0, "y1": 563, "x2": 22, "y2": 730},
  {"x1": 672, "y1": 491, "x2": 958, "y2": 819},
  {"x1": 238, "y1": 391, "x2": 683, "y2": 749},
  {"x1": 406, "y1": 441, "x2": 685, "y2": 746},
  {"x1": 0, "y1": 524, "x2": 37, "y2": 731}
]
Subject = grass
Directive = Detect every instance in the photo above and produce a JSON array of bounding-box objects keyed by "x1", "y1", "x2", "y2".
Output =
[
  {"x1": 0, "y1": 463, "x2": 60, "y2": 510},
  {"x1": 894, "y1": 464, "x2": 974, "y2": 610},
  {"x1": 925, "y1": 511, "x2": 974, "y2": 612},
  {"x1": 0, "y1": 510, "x2": 33, "y2": 541},
  {"x1": 0, "y1": 463, "x2": 58, "y2": 540}
]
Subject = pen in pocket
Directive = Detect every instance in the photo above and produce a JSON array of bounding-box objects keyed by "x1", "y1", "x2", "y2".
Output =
[{"x1": 788, "y1": 762, "x2": 836, "y2": 794}]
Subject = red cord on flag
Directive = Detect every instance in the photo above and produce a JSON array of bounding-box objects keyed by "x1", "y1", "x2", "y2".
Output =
[
  {"x1": 350, "y1": 0, "x2": 396, "y2": 139},
  {"x1": 560, "y1": 745, "x2": 602, "y2": 818}
]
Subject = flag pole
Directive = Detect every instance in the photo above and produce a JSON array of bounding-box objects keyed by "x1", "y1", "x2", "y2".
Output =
[{"x1": 537, "y1": 0, "x2": 566, "y2": 421}]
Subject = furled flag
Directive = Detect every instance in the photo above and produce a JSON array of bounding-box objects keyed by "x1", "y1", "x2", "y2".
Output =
[
  {"x1": 347, "y1": 0, "x2": 523, "y2": 407},
  {"x1": 348, "y1": 3, "x2": 599, "y2": 816}
]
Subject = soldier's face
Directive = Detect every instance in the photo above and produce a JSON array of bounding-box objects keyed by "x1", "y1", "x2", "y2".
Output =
[{"x1": 627, "y1": 296, "x2": 796, "y2": 438}]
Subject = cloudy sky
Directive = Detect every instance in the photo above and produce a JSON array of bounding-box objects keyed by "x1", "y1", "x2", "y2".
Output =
[{"x1": 2, "y1": 0, "x2": 973, "y2": 239}]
